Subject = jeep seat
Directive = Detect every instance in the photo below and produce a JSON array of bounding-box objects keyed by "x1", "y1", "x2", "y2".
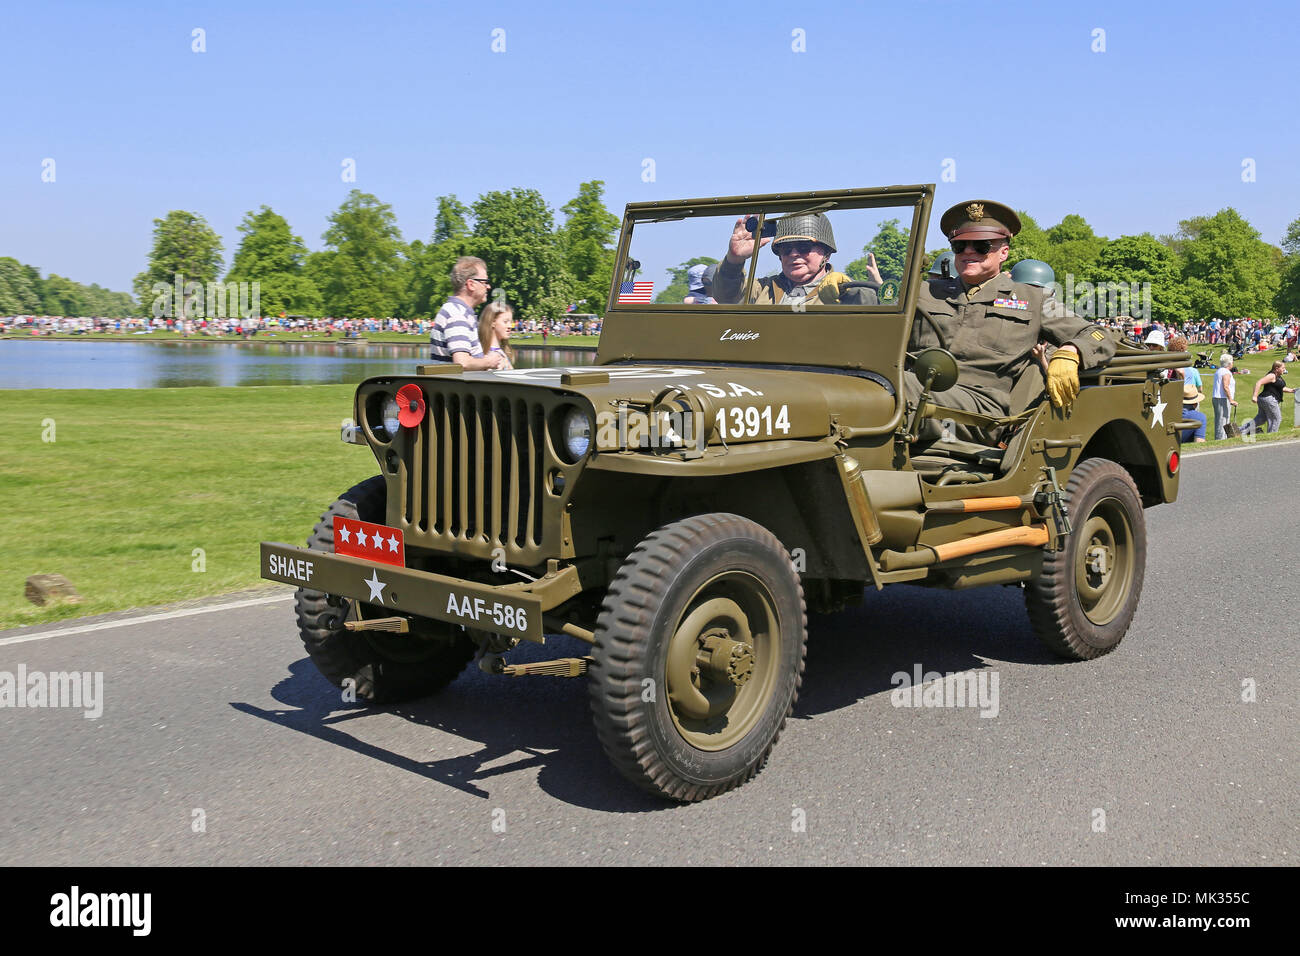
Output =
[{"x1": 908, "y1": 361, "x2": 1048, "y2": 478}]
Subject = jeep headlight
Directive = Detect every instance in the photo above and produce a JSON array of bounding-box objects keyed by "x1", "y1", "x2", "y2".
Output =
[
  {"x1": 652, "y1": 386, "x2": 716, "y2": 447},
  {"x1": 382, "y1": 396, "x2": 401, "y2": 437},
  {"x1": 562, "y1": 408, "x2": 592, "y2": 461}
]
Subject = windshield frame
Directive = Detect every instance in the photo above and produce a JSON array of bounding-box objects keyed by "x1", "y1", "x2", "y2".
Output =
[{"x1": 596, "y1": 184, "x2": 935, "y2": 376}]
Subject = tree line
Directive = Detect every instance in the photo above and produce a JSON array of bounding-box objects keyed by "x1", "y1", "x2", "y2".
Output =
[
  {"x1": 0, "y1": 258, "x2": 134, "y2": 317},
  {"x1": 127, "y1": 183, "x2": 619, "y2": 322},
  {"x1": 5, "y1": 191, "x2": 1300, "y2": 324},
  {"x1": 651, "y1": 208, "x2": 1300, "y2": 325},
  {"x1": 928, "y1": 207, "x2": 1298, "y2": 325}
]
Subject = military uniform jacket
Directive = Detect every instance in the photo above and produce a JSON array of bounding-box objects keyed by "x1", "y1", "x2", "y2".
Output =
[{"x1": 911, "y1": 272, "x2": 1115, "y2": 414}]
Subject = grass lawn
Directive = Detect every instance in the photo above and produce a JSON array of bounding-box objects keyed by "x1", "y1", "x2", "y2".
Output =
[{"x1": 1, "y1": 387, "x2": 377, "y2": 629}]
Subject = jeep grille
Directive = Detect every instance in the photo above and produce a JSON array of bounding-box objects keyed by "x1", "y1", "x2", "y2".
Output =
[{"x1": 389, "y1": 385, "x2": 561, "y2": 565}]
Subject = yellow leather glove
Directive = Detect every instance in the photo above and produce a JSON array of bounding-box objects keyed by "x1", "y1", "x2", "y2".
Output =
[
  {"x1": 1046, "y1": 349, "x2": 1080, "y2": 408},
  {"x1": 815, "y1": 271, "x2": 852, "y2": 304}
]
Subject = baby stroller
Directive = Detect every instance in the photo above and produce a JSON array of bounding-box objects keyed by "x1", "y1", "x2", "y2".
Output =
[{"x1": 1193, "y1": 349, "x2": 1217, "y2": 370}]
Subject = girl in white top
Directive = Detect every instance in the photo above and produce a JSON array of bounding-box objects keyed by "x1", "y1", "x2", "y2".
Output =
[{"x1": 478, "y1": 301, "x2": 516, "y2": 371}]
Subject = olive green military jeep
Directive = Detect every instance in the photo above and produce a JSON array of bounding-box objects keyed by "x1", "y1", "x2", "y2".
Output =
[{"x1": 261, "y1": 185, "x2": 1189, "y2": 801}]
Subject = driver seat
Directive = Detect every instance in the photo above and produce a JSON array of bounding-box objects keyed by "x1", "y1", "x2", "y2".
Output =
[{"x1": 908, "y1": 362, "x2": 1048, "y2": 479}]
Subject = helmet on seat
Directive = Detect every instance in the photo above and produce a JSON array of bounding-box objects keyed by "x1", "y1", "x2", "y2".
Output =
[{"x1": 1010, "y1": 259, "x2": 1055, "y2": 288}]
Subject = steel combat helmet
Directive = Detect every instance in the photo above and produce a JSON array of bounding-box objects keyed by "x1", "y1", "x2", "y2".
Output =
[
  {"x1": 772, "y1": 212, "x2": 836, "y2": 256},
  {"x1": 1010, "y1": 259, "x2": 1055, "y2": 288},
  {"x1": 929, "y1": 250, "x2": 956, "y2": 278}
]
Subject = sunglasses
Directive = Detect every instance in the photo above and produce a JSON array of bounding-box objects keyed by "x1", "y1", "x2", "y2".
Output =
[
  {"x1": 777, "y1": 241, "x2": 820, "y2": 257},
  {"x1": 950, "y1": 239, "x2": 1002, "y2": 255},
  {"x1": 467, "y1": 276, "x2": 491, "y2": 287}
]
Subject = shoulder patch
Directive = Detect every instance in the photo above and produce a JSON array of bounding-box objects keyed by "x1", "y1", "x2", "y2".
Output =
[{"x1": 1089, "y1": 329, "x2": 1106, "y2": 341}]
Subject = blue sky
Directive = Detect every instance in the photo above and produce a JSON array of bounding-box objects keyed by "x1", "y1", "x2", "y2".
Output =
[{"x1": 2, "y1": 0, "x2": 1295, "y2": 291}]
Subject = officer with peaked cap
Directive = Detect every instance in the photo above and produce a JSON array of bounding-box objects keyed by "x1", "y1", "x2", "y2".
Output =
[
  {"x1": 713, "y1": 212, "x2": 878, "y2": 306},
  {"x1": 908, "y1": 199, "x2": 1115, "y2": 440}
]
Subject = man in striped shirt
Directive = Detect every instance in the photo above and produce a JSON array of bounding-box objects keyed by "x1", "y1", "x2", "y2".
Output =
[{"x1": 430, "y1": 256, "x2": 505, "y2": 369}]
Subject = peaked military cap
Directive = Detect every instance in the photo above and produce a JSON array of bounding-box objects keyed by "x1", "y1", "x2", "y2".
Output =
[{"x1": 940, "y1": 200, "x2": 1021, "y2": 240}]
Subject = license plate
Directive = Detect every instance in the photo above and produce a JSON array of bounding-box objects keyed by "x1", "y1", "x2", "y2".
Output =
[{"x1": 334, "y1": 516, "x2": 404, "y2": 567}]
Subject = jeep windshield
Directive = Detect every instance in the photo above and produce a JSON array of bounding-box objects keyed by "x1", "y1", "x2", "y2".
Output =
[{"x1": 596, "y1": 186, "x2": 934, "y2": 373}]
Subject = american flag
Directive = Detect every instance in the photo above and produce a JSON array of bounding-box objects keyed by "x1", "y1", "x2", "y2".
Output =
[{"x1": 618, "y1": 281, "x2": 654, "y2": 303}]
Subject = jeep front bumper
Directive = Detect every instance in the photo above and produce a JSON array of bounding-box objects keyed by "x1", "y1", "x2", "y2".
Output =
[{"x1": 259, "y1": 542, "x2": 583, "y2": 643}]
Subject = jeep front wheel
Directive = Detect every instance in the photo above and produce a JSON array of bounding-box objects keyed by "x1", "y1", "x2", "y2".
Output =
[
  {"x1": 1025, "y1": 457, "x2": 1146, "y2": 660},
  {"x1": 588, "y1": 514, "x2": 807, "y2": 801},
  {"x1": 295, "y1": 476, "x2": 475, "y2": 703}
]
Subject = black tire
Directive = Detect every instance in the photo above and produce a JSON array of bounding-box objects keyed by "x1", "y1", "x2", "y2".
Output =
[
  {"x1": 1025, "y1": 458, "x2": 1146, "y2": 660},
  {"x1": 588, "y1": 514, "x2": 807, "y2": 801},
  {"x1": 294, "y1": 475, "x2": 475, "y2": 703}
]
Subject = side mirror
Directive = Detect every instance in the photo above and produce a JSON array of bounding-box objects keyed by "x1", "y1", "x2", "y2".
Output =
[
  {"x1": 912, "y1": 348, "x2": 959, "y2": 393},
  {"x1": 906, "y1": 348, "x2": 959, "y2": 443}
]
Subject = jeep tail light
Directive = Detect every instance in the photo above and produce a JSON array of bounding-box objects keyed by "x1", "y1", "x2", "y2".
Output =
[{"x1": 1167, "y1": 450, "x2": 1179, "y2": 475}]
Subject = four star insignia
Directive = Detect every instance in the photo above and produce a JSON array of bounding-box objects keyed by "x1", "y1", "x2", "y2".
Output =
[
  {"x1": 338, "y1": 523, "x2": 403, "y2": 555},
  {"x1": 363, "y1": 569, "x2": 387, "y2": 603},
  {"x1": 1149, "y1": 398, "x2": 1167, "y2": 428}
]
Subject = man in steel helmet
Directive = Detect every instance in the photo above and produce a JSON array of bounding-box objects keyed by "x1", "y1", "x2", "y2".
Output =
[
  {"x1": 712, "y1": 212, "x2": 878, "y2": 306},
  {"x1": 908, "y1": 200, "x2": 1115, "y2": 438},
  {"x1": 929, "y1": 250, "x2": 957, "y2": 280}
]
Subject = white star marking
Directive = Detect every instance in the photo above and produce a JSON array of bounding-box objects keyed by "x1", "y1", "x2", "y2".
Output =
[
  {"x1": 363, "y1": 569, "x2": 386, "y2": 603},
  {"x1": 1150, "y1": 399, "x2": 1167, "y2": 427},
  {"x1": 387, "y1": 533, "x2": 399, "y2": 553},
  {"x1": 338, "y1": 524, "x2": 351, "y2": 543},
  {"x1": 371, "y1": 530, "x2": 384, "y2": 549}
]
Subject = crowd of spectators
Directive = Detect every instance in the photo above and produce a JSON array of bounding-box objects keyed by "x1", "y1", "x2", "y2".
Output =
[
  {"x1": 1092, "y1": 315, "x2": 1300, "y2": 356},
  {"x1": 0, "y1": 313, "x2": 602, "y2": 338}
]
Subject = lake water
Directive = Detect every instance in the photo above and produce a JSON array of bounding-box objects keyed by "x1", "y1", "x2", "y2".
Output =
[{"x1": 0, "y1": 340, "x2": 597, "y2": 388}]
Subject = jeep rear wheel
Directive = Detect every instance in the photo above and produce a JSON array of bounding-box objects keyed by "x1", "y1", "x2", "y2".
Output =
[
  {"x1": 1025, "y1": 458, "x2": 1146, "y2": 660},
  {"x1": 295, "y1": 476, "x2": 474, "y2": 703},
  {"x1": 588, "y1": 514, "x2": 807, "y2": 801}
]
